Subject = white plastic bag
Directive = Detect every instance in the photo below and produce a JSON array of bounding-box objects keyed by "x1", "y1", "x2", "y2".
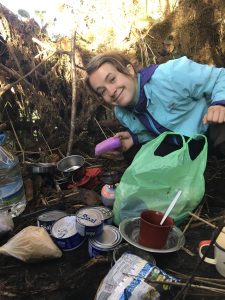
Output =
[{"x1": 0, "y1": 226, "x2": 62, "y2": 262}]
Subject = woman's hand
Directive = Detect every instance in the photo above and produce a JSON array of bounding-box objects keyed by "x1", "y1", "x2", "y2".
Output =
[
  {"x1": 114, "y1": 131, "x2": 134, "y2": 152},
  {"x1": 203, "y1": 105, "x2": 225, "y2": 124}
]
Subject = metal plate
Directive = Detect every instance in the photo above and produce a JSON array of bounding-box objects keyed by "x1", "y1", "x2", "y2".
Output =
[{"x1": 119, "y1": 217, "x2": 185, "y2": 253}]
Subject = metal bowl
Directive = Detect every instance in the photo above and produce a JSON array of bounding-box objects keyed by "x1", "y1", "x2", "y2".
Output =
[{"x1": 57, "y1": 155, "x2": 85, "y2": 181}]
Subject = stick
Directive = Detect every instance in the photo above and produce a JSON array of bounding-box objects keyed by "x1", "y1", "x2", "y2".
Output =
[
  {"x1": 146, "y1": 279, "x2": 225, "y2": 295},
  {"x1": 94, "y1": 117, "x2": 108, "y2": 139},
  {"x1": 190, "y1": 215, "x2": 225, "y2": 229},
  {"x1": 123, "y1": 272, "x2": 225, "y2": 295},
  {"x1": 32, "y1": 37, "x2": 85, "y2": 70},
  {"x1": 182, "y1": 203, "x2": 204, "y2": 234},
  {"x1": 67, "y1": 31, "x2": 77, "y2": 156},
  {"x1": 188, "y1": 212, "x2": 217, "y2": 228},
  {"x1": 0, "y1": 63, "x2": 34, "y2": 89},
  {"x1": 168, "y1": 269, "x2": 225, "y2": 282},
  {"x1": 166, "y1": 269, "x2": 225, "y2": 287},
  {"x1": 8, "y1": 116, "x2": 25, "y2": 163},
  {"x1": 39, "y1": 132, "x2": 53, "y2": 154}
]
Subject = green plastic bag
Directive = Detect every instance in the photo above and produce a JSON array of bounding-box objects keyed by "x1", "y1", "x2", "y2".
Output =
[{"x1": 113, "y1": 132, "x2": 208, "y2": 225}]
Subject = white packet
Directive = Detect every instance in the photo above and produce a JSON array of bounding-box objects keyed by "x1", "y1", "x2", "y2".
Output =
[{"x1": 0, "y1": 226, "x2": 62, "y2": 262}]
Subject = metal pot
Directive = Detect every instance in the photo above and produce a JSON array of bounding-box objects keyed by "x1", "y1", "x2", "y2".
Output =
[
  {"x1": 57, "y1": 155, "x2": 85, "y2": 181},
  {"x1": 27, "y1": 162, "x2": 57, "y2": 174}
]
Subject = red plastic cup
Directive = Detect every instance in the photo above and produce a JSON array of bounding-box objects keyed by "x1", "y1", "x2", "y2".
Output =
[{"x1": 139, "y1": 210, "x2": 174, "y2": 249}]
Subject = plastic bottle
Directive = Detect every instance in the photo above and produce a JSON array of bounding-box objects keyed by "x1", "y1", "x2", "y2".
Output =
[{"x1": 0, "y1": 146, "x2": 26, "y2": 217}]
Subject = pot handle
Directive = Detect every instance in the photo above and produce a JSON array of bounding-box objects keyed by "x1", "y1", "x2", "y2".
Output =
[{"x1": 198, "y1": 240, "x2": 216, "y2": 265}]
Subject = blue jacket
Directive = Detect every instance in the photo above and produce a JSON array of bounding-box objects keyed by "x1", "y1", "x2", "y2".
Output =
[{"x1": 114, "y1": 56, "x2": 225, "y2": 144}]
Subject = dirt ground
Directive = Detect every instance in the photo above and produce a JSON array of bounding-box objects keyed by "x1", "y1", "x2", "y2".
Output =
[{"x1": 0, "y1": 151, "x2": 225, "y2": 300}]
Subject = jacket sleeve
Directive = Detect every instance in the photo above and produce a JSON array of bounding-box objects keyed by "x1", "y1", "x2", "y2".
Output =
[
  {"x1": 168, "y1": 56, "x2": 225, "y2": 106},
  {"x1": 114, "y1": 107, "x2": 154, "y2": 145}
]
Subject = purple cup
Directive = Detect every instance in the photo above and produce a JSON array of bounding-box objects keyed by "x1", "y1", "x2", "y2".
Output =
[{"x1": 95, "y1": 137, "x2": 122, "y2": 156}]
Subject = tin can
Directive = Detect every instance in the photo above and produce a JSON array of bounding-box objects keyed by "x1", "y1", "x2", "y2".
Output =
[
  {"x1": 76, "y1": 207, "x2": 104, "y2": 237},
  {"x1": 37, "y1": 210, "x2": 67, "y2": 234},
  {"x1": 88, "y1": 225, "x2": 122, "y2": 257},
  {"x1": 51, "y1": 215, "x2": 85, "y2": 251},
  {"x1": 93, "y1": 206, "x2": 113, "y2": 225},
  {"x1": 101, "y1": 184, "x2": 116, "y2": 207}
]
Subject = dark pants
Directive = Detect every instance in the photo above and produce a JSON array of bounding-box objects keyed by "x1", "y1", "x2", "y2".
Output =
[{"x1": 208, "y1": 123, "x2": 225, "y2": 157}]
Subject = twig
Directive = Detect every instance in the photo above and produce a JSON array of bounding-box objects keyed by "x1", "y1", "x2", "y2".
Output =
[
  {"x1": 47, "y1": 190, "x2": 79, "y2": 204},
  {"x1": 39, "y1": 131, "x2": 53, "y2": 154},
  {"x1": 108, "y1": 127, "x2": 116, "y2": 136},
  {"x1": 58, "y1": 148, "x2": 65, "y2": 158},
  {"x1": 67, "y1": 31, "x2": 77, "y2": 156},
  {"x1": 166, "y1": 269, "x2": 225, "y2": 288},
  {"x1": 181, "y1": 246, "x2": 195, "y2": 257},
  {"x1": 182, "y1": 204, "x2": 204, "y2": 234},
  {"x1": 7, "y1": 42, "x2": 25, "y2": 78},
  {"x1": 32, "y1": 37, "x2": 85, "y2": 70},
  {"x1": 32, "y1": 37, "x2": 56, "y2": 52},
  {"x1": 0, "y1": 63, "x2": 34, "y2": 89},
  {"x1": 188, "y1": 212, "x2": 217, "y2": 229},
  {"x1": 8, "y1": 115, "x2": 25, "y2": 163},
  {"x1": 122, "y1": 272, "x2": 225, "y2": 295},
  {"x1": 146, "y1": 279, "x2": 225, "y2": 295},
  {"x1": 167, "y1": 269, "x2": 225, "y2": 283},
  {"x1": 94, "y1": 117, "x2": 108, "y2": 139}
]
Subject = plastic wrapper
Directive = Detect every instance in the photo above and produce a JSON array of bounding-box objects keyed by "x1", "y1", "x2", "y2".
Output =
[
  {"x1": 95, "y1": 253, "x2": 178, "y2": 300},
  {"x1": 0, "y1": 226, "x2": 62, "y2": 262}
]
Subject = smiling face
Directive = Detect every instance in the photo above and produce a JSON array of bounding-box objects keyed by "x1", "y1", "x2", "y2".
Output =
[{"x1": 88, "y1": 63, "x2": 138, "y2": 107}]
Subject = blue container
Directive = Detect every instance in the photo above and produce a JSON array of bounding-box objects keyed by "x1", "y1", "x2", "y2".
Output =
[
  {"x1": 88, "y1": 225, "x2": 122, "y2": 258},
  {"x1": 51, "y1": 215, "x2": 85, "y2": 251},
  {"x1": 76, "y1": 207, "x2": 104, "y2": 237}
]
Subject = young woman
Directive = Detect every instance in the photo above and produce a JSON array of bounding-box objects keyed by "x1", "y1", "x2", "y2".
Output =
[{"x1": 85, "y1": 52, "x2": 225, "y2": 156}]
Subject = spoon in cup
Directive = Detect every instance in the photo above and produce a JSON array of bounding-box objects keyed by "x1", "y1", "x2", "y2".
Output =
[{"x1": 160, "y1": 190, "x2": 183, "y2": 226}]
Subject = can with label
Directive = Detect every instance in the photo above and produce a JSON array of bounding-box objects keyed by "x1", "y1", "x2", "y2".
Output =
[
  {"x1": 51, "y1": 215, "x2": 85, "y2": 251},
  {"x1": 88, "y1": 225, "x2": 122, "y2": 257},
  {"x1": 93, "y1": 206, "x2": 113, "y2": 225},
  {"x1": 76, "y1": 207, "x2": 104, "y2": 237},
  {"x1": 37, "y1": 210, "x2": 67, "y2": 234}
]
